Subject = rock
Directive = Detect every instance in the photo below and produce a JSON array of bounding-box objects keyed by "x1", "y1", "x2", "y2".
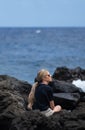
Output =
[
  {"x1": 0, "y1": 74, "x2": 85, "y2": 130},
  {"x1": 10, "y1": 102, "x2": 85, "y2": 130},
  {"x1": 53, "y1": 93, "x2": 80, "y2": 110},
  {"x1": 51, "y1": 102, "x2": 85, "y2": 130},
  {"x1": 49, "y1": 79, "x2": 83, "y2": 93},
  {"x1": 49, "y1": 79, "x2": 84, "y2": 109},
  {"x1": 0, "y1": 75, "x2": 32, "y2": 108},
  {"x1": 52, "y1": 66, "x2": 72, "y2": 82},
  {"x1": 10, "y1": 111, "x2": 62, "y2": 130},
  {"x1": 0, "y1": 75, "x2": 32, "y2": 130},
  {"x1": 53, "y1": 66, "x2": 85, "y2": 82},
  {"x1": 52, "y1": 66, "x2": 85, "y2": 102}
]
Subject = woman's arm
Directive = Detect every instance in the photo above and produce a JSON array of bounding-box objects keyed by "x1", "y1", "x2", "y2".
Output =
[
  {"x1": 50, "y1": 100, "x2": 62, "y2": 112},
  {"x1": 49, "y1": 100, "x2": 55, "y2": 110}
]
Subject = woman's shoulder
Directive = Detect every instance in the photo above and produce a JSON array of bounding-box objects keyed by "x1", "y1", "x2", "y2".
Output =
[
  {"x1": 42, "y1": 84, "x2": 52, "y2": 91},
  {"x1": 39, "y1": 83, "x2": 49, "y2": 87}
]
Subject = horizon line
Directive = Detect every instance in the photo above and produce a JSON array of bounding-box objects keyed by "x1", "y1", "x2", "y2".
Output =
[{"x1": 0, "y1": 26, "x2": 85, "y2": 28}]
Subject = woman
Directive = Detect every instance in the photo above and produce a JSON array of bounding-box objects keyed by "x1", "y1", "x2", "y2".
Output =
[{"x1": 28, "y1": 69, "x2": 62, "y2": 117}]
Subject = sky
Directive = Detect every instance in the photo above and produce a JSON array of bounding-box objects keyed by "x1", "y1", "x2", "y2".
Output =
[{"x1": 0, "y1": 0, "x2": 85, "y2": 27}]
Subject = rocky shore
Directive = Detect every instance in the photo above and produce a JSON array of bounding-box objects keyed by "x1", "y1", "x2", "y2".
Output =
[{"x1": 0, "y1": 67, "x2": 85, "y2": 130}]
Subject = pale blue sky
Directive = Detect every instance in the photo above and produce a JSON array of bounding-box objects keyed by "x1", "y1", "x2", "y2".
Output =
[{"x1": 0, "y1": 0, "x2": 85, "y2": 27}]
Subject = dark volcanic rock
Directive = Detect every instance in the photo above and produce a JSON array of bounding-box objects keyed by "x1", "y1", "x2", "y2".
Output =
[
  {"x1": 52, "y1": 66, "x2": 85, "y2": 109},
  {"x1": 53, "y1": 93, "x2": 80, "y2": 110},
  {"x1": 0, "y1": 74, "x2": 85, "y2": 130},
  {"x1": 51, "y1": 102, "x2": 85, "y2": 130},
  {"x1": 49, "y1": 79, "x2": 83, "y2": 93},
  {"x1": 53, "y1": 66, "x2": 85, "y2": 82},
  {"x1": 53, "y1": 66, "x2": 72, "y2": 81},
  {"x1": 0, "y1": 75, "x2": 32, "y2": 130},
  {"x1": 49, "y1": 79, "x2": 84, "y2": 109},
  {"x1": 0, "y1": 75, "x2": 32, "y2": 108},
  {"x1": 10, "y1": 102, "x2": 85, "y2": 130},
  {"x1": 10, "y1": 111, "x2": 62, "y2": 130}
]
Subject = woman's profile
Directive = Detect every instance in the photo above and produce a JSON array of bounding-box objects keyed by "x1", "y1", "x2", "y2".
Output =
[{"x1": 28, "y1": 69, "x2": 62, "y2": 117}]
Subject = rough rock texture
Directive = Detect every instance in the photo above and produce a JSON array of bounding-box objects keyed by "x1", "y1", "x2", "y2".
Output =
[
  {"x1": 0, "y1": 75, "x2": 32, "y2": 130},
  {"x1": 10, "y1": 102, "x2": 85, "y2": 130},
  {"x1": 49, "y1": 79, "x2": 85, "y2": 110},
  {"x1": 53, "y1": 66, "x2": 85, "y2": 82},
  {"x1": 0, "y1": 69, "x2": 85, "y2": 130},
  {"x1": 10, "y1": 111, "x2": 62, "y2": 130},
  {"x1": 53, "y1": 93, "x2": 80, "y2": 110},
  {"x1": 49, "y1": 79, "x2": 83, "y2": 93}
]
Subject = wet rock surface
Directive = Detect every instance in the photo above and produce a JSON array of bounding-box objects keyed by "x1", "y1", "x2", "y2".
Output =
[{"x1": 0, "y1": 67, "x2": 85, "y2": 130}]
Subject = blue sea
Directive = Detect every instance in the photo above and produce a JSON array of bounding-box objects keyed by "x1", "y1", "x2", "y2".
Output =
[{"x1": 0, "y1": 27, "x2": 85, "y2": 84}]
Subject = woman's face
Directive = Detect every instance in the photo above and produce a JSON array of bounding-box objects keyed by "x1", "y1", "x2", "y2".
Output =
[{"x1": 43, "y1": 71, "x2": 52, "y2": 83}]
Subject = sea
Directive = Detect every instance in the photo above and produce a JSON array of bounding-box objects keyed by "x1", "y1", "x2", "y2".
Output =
[{"x1": 0, "y1": 27, "x2": 85, "y2": 84}]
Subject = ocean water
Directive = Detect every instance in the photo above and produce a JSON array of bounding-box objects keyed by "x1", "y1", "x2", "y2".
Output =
[{"x1": 0, "y1": 27, "x2": 85, "y2": 84}]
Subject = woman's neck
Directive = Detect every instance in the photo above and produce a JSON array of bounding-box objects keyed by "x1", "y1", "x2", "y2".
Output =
[{"x1": 41, "y1": 81, "x2": 48, "y2": 85}]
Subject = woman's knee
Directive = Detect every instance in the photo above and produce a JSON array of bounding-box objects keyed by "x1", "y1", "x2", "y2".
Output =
[{"x1": 53, "y1": 105, "x2": 62, "y2": 112}]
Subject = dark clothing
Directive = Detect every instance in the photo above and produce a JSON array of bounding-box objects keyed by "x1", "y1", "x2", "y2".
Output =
[{"x1": 33, "y1": 83, "x2": 53, "y2": 111}]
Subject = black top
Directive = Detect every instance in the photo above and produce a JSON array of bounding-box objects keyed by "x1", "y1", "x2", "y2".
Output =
[{"x1": 33, "y1": 83, "x2": 53, "y2": 111}]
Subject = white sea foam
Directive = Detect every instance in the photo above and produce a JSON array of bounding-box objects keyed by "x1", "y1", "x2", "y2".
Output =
[
  {"x1": 35, "y1": 29, "x2": 41, "y2": 34},
  {"x1": 72, "y1": 79, "x2": 85, "y2": 92}
]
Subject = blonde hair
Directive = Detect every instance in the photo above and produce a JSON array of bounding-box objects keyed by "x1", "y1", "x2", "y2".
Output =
[{"x1": 28, "y1": 69, "x2": 49, "y2": 109}]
